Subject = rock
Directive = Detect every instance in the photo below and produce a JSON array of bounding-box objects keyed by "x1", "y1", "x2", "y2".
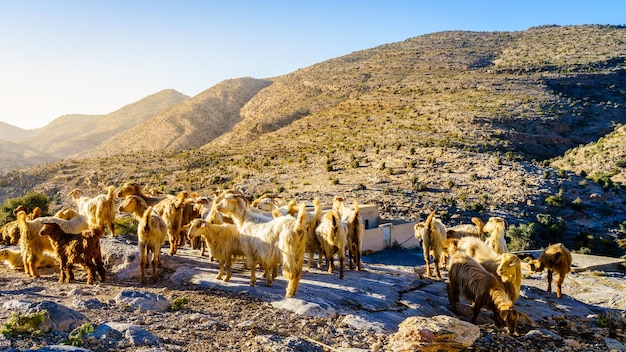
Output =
[
  {"x1": 387, "y1": 315, "x2": 480, "y2": 352},
  {"x1": 115, "y1": 290, "x2": 169, "y2": 312},
  {"x1": 23, "y1": 301, "x2": 89, "y2": 333},
  {"x1": 23, "y1": 346, "x2": 93, "y2": 351},
  {"x1": 90, "y1": 322, "x2": 160, "y2": 347},
  {"x1": 271, "y1": 298, "x2": 337, "y2": 318},
  {"x1": 604, "y1": 337, "x2": 626, "y2": 351}
]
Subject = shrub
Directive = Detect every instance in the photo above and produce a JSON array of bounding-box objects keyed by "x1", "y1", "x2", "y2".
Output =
[
  {"x1": 61, "y1": 323, "x2": 94, "y2": 347},
  {"x1": 1, "y1": 311, "x2": 49, "y2": 337},
  {"x1": 506, "y1": 222, "x2": 536, "y2": 251},
  {"x1": 545, "y1": 190, "x2": 564, "y2": 207},
  {"x1": 169, "y1": 297, "x2": 189, "y2": 311},
  {"x1": 114, "y1": 216, "x2": 139, "y2": 236},
  {"x1": 570, "y1": 197, "x2": 585, "y2": 211},
  {"x1": 0, "y1": 192, "x2": 50, "y2": 226}
]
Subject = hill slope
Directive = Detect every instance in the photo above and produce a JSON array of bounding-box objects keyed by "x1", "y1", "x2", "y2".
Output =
[
  {"x1": 18, "y1": 89, "x2": 190, "y2": 159},
  {"x1": 1, "y1": 25, "x2": 626, "y2": 256},
  {"x1": 78, "y1": 77, "x2": 271, "y2": 157}
]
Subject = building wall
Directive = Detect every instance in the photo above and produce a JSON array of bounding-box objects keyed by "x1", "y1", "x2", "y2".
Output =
[{"x1": 362, "y1": 222, "x2": 420, "y2": 252}]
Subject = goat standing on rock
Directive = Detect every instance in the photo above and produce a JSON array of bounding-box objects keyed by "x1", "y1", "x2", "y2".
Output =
[
  {"x1": 118, "y1": 195, "x2": 167, "y2": 284},
  {"x1": 39, "y1": 223, "x2": 106, "y2": 285},
  {"x1": 414, "y1": 211, "x2": 447, "y2": 279}
]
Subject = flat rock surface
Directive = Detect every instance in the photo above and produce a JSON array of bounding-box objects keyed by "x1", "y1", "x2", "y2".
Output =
[{"x1": 1, "y1": 237, "x2": 625, "y2": 351}]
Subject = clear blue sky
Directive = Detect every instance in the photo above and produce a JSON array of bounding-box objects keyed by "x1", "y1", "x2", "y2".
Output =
[{"x1": 1, "y1": 1, "x2": 624, "y2": 130}]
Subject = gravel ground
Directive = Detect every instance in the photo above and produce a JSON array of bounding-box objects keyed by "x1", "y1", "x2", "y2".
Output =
[{"x1": 0, "y1": 247, "x2": 625, "y2": 352}]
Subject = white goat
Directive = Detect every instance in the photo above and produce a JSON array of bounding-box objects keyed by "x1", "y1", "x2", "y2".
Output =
[
  {"x1": 68, "y1": 185, "x2": 116, "y2": 237},
  {"x1": 483, "y1": 217, "x2": 509, "y2": 254},
  {"x1": 214, "y1": 190, "x2": 307, "y2": 298}
]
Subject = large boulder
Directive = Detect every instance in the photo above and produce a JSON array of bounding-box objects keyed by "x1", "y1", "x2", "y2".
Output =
[{"x1": 387, "y1": 315, "x2": 480, "y2": 352}]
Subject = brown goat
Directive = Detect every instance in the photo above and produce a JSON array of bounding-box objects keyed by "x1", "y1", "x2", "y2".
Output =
[
  {"x1": 529, "y1": 243, "x2": 572, "y2": 298},
  {"x1": 447, "y1": 251, "x2": 530, "y2": 335},
  {"x1": 39, "y1": 223, "x2": 106, "y2": 285}
]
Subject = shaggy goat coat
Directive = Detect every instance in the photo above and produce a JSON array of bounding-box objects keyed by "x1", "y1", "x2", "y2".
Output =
[
  {"x1": 529, "y1": 243, "x2": 572, "y2": 298},
  {"x1": 186, "y1": 218, "x2": 244, "y2": 282},
  {"x1": 17, "y1": 212, "x2": 56, "y2": 277},
  {"x1": 414, "y1": 211, "x2": 447, "y2": 279},
  {"x1": 484, "y1": 217, "x2": 509, "y2": 254},
  {"x1": 447, "y1": 252, "x2": 525, "y2": 335},
  {"x1": 332, "y1": 197, "x2": 364, "y2": 271},
  {"x1": 68, "y1": 186, "x2": 116, "y2": 237},
  {"x1": 315, "y1": 209, "x2": 348, "y2": 279},
  {"x1": 39, "y1": 223, "x2": 106, "y2": 285},
  {"x1": 116, "y1": 182, "x2": 167, "y2": 207},
  {"x1": 118, "y1": 195, "x2": 167, "y2": 284},
  {"x1": 214, "y1": 190, "x2": 307, "y2": 298},
  {"x1": 456, "y1": 237, "x2": 522, "y2": 302}
]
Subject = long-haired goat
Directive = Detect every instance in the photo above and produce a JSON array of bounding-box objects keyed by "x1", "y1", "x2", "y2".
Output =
[
  {"x1": 153, "y1": 191, "x2": 187, "y2": 256},
  {"x1": 116, "y1": 182, "x2": 167, "y2": 207},
  {"x1": 186, "y1": 218, "x2": 244, "y2": 282},
  {"x1": 300, "y1": 199, "x2": 323, "y2": 270},
  {"x1": 447, "y1": 217, "x2": 485, "y2": 240},
  {"x1": 456, "y1": 237, "x2": 522, "y2": 302},
  {"x1": 68, "y1": 186, "x2": 116, "y2": 237},
  {"x1": 447, "y1": 252, "x2": 530, "y2": 335},
  {"x1": 17, "y1": 211, "x2": 55, "y2": 277},
  {"x1": 529, "y1": 243, "x2": 572, "y2": 298},
  {"x1": 414, "y1": 211, "x2": 447, "y2": 279},
  {"x1": 214, "y1": 190, "x2": 307, "y2": 298},
  {"x1": 332, "y1": 197, "x2": 364, "y2": 271},
  {"x1": 315, "y1": 209, "x2": 348, "y2": 279},
  {"x1": 483, "y1": 217, "x2": 509, "y2": 254},
  {"x1": 118, "y1": 196, "x2": 167, "y2": 284},
  {"x1": 1, "y1": 206, "x2": 43, "y2": 245},
  {"x1": 39, "y1": 223, "x2": 106, "y2": 284},
  {"x1": 0, "y1": 248, "x2": 56, "y2": 270}
]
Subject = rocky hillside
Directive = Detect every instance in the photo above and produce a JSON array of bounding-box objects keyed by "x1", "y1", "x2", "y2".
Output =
[
  {"x1": 77, "y1": 77, "x2": 272, "y2": 157},
  {"x1": 0, "y1": 89, "x2": 189, "y2": 169},
  {"x1": 1, "y1": 24, "x2": 626, "y2": 256}
]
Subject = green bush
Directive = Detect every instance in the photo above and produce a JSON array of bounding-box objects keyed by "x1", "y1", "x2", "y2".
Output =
[
  {"x1": 114, "y1": 216, "x2": 138, "y2": 236},
  {"x1": 0, "y1": 192, "x2": 50, "y2": 226},
  {"x1": 506, "y1": 222, "x2": 537, "y2": 252},
  {"x1": 1, "y1": 311, "x2": 49, "y2": 337}
]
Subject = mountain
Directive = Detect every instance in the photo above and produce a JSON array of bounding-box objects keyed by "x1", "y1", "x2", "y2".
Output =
[
  {"x1": 76, "y1": 77, "x2": 271, "y2": 157},
  {"x1": 0, "y1": 122, "x2": 31, "y2": 141},
  {"x1": 0, "y1": 140, "x2": 56, "y2": 171},
  {"x1": 1, "y1": 25, "x2": 626, "y2": 257},
  {"x1": 18, "y1": 89, "x2": 190, "y2": 159}
]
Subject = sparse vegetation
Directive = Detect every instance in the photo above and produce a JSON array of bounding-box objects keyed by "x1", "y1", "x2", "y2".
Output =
[{"x1": 1, "y1": 311, "x2": 48, "y2": 338}]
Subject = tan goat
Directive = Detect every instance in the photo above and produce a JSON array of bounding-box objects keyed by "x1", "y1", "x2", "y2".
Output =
[
  {"x1": 68, "y1": 186, "x2": 116, "y2": 237},
  {"x1": 116, "y1": 182, "x2": 167, "y2": 207},
  {"x1": 332, "y1": 197, "x2": 364, "y2": 271},
  {"x1": 447, "y1": 251, "x2": 530, "y2": 335},
  {"x1": 186, "y1": 218, "x2": 244, "y2": 282},
  {"x1": 118, "y1": 195, "x2": 167, "y2": 284},
  {"x1": 529, "y1": 243, "x2": 572, "y2": 298},
  {"x1": 414, "y1": 211, "x2": 447, "y2": 279},
  {"x1": 483, "y1": 217, "x2": 509, "y2": 254},
  {"x1": 315, "y1": 209, "x2": 348, "y2": 279}
]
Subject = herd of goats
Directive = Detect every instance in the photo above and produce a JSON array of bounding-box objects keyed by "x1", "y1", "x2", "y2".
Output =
[{"x1": 0, "y1": 182, "x2": 573, "y2": 335}]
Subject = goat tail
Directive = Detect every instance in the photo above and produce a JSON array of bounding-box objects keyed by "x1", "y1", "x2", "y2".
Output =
[
  {"x1": 296, "y1": 203, "x2": 307, "y2": 233},
  {"x1": 106, "y1": 185, "x2": 116, "y2": 201},
  {"x1": 143, "y1": 206, "x2": 153, "y2": 233},
  {"x1": 312, "y1": 198, "x2": 322, "y2": 224},
  {"x1": 425, "y1": 210, "x2": 436, "y2": 230}
]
